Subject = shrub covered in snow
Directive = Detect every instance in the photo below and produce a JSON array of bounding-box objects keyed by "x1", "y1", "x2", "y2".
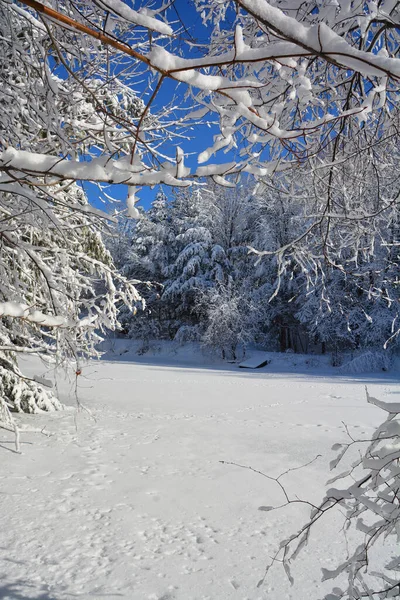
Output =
[{"x1": 339, "y1": 351, "x2": 393, "y2": 375}]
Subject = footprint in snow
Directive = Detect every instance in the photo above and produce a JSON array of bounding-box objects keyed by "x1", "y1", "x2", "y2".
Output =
[{"x1": 229, "y1": 579, "x2": 240, "y2": 590}]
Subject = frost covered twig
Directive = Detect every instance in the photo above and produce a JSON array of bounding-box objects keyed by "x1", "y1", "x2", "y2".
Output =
[{"x1": 220, "y1": 455, "x2": 321, "y2": 509}]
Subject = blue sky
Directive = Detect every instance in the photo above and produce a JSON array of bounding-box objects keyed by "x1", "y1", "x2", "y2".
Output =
[{"x1": 89, "y1": 0, "x2": 229, "y2": 214}]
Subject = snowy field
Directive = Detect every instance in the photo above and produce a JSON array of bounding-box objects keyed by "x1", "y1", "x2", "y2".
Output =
[{"x1": 1, "y1": 349, "x2": 399, "y2": 600}]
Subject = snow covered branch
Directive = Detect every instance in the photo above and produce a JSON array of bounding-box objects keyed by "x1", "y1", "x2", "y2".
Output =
[
  {"x1": 13, "y1": 0, "x2": 400, "y2": 186},
  {"x1": 0, "y1": 302, "x2": 96, "y2": 329},
  {"x1": 248, "y1": 390, "x2": 400, "y2": 599}
]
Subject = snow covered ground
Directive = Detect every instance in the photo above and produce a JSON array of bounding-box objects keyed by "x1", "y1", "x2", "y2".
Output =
[{"x1": 0, "y1": 348, "x2": 399, "y2": 600}]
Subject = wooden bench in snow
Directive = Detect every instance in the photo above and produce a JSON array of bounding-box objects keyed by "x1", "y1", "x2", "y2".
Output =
[{"x1": 239, "y1": 353, "x2": 271, "y2": 369}]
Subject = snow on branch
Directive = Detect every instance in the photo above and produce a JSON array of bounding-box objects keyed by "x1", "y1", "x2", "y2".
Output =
[
  {"x1": 94, "y1": 0, "x2": 173, "y2": 36},
  {"x1": 17, "y1": 0, "x2": 400, "y2": 177},
  {"x1": 0, "y1": 302, "x2": 94, "y2": 329},
  {"x1": 0, "y1": 149, "x2": 191, "y2": 187},
  {"x1": 237, "y1": 0, "x2": 400, "y2": 79},
  {"x1": 22, "y1": 0, "x2": 173, "y2": 36}
]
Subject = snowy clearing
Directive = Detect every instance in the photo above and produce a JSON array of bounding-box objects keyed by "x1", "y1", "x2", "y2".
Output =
[{"x1": 0, "y1": 351, "x2": 398, "y2": 600}]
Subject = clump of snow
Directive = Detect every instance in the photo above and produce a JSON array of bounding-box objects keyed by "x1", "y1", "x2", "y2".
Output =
[
  {"x1": 0, "y1": 301, "x2": 97, "y2": 329},
  {"x1": 127, "y1": 186, "x2": 140, "y2": 219},
  {"x1": 97, "y1": 0, "x2": 173, "y2": 35},
  {"x1": 0, "y1": 301, "x2": 72, "y2": 328}
]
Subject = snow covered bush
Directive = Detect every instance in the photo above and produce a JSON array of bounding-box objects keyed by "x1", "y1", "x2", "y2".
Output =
[
  {"x1": 174, "y1": 324, "x2": 203, "y2": 345},
  {"x1": 339, "y1": 352, "x2": 393, "y2": 375},
  {"x1": 200, "y1": 286, "x2": 253, "y2": 360},
  {"x1": 0, "y1": 354, "x2": 61, "y2": 413}
]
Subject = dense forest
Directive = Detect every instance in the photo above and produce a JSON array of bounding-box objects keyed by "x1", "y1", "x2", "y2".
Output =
[{"x1": 111, "y1": 175, "x2": 399, "y2": 361}]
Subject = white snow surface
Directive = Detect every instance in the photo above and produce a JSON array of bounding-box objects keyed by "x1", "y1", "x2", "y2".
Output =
[{"x1": 1, "y1": 347, "x2": 399, "y2": 600}]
